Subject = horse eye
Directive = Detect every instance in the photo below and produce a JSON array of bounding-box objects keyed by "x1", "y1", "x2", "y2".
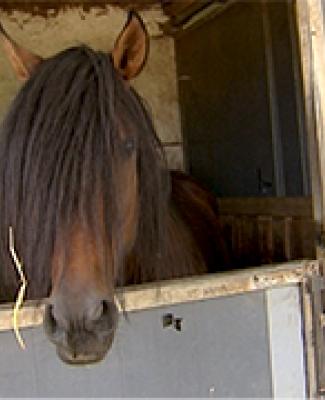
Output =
[{"x1": 122, "y1": 138, "x2": 136, "y2": 156}]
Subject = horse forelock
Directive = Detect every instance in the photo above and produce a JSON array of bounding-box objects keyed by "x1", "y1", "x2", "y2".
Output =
[{"x1": 0, "y1": 45, "x2": 169, "y2": 301}]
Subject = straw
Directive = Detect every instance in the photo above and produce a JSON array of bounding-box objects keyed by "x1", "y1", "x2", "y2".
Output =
[{"x1": 9, "y1": 226, "x2": 27, "y2": 350}]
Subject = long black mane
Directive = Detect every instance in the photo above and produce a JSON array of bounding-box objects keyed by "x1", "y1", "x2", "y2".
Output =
[{"x1": 0, "y1": 46, "x2": 169, "y2": 301}]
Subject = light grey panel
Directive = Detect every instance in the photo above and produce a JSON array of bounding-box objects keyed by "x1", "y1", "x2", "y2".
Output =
[
  {"x1": 0, "y1": 291, "x2": 272, "y2": 397},
  {"x1": 266, "y1": 286, "x2": 306, "y2": 398}
]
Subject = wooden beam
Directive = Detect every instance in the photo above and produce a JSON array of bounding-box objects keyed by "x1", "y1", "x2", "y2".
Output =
[
  {"x1": 217, "y1": 197, "x2": 313, "y2": 218},
  {"x1": 163, "y1": 0, "x2": 201, "y2": 17},
  {"x1": 0, "y1": 261, "x2": 314, "y2": 331},
  {"x1": 0, "y1": 0, "x2": 158, "y2": 5},
  {"x1": 162, "y1": 0, "x2": 213, "y2": 27},
  {"x1": 296, "y1": 1, "x2": 325, "y2": 395},
  {"x1": 296, "y1": 0, "x2": 325, "y2": 259},
  {"x1": 0, "y1": 0, "x2": 159, "y2": 15}
]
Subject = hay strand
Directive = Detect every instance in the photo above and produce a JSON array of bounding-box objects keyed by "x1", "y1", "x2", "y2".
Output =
[{"x1": 9, "y1": 226, "x2": 27, "y2": 350}]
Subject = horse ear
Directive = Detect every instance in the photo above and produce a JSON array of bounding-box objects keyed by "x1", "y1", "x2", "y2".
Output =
[
  {"x1": 0, "y1": 21, "x2": 42, "y2": 81},
  {"x1": 112, "y1": 11, "x2": 149, "y2": 80}
]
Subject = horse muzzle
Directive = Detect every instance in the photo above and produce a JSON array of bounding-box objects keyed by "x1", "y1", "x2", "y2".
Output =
[{"x1": 43, "y1": 299, "x2": 118, "y2": 365}]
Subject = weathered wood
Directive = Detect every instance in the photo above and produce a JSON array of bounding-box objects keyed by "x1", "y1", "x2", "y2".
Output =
[
  {"x1": 287, "y1": 1, "x2": 311, "y2": 195},
  {"x1": 257, "y1": 216, "x2": 273, "y2": 265},
  {"x1": 162, "y1": 0, "x2": 212, "y2": 25},
  {"x1": 296, "y1": 2, "x2": 325, "y2": 390},
  {"x1": 296, "y1": 0, "x2": 325, "y2": 258},
  {"x1": 272, "y1": 217, "x2": 288, "y2": 261},
  {"x1": 162, "y1": 0, "x2": 198, "y2": 16},
  {"x1": 218, "y1": 197, "x2": 315, "y2": 267},
  {"x1": 217, "y1": 197, "x2": 312, "y2": 217},
  {"x1": 0, "y1": 261, "x2": 317, "y2": 332},
  {"x1": 284, "y1": 217, "x2": 293, "y2": 261}
]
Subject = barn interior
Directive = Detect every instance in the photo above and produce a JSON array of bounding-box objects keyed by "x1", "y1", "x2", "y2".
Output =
[
  {"x1": 0, "y1": 2, "x2": 320, "y2": 397},
  {"x1": 173, "y1": 0, "x2": 315, "y2": 267},
  {"x1": 0, "y1": 0, "x2": 316, "y2": 293}
]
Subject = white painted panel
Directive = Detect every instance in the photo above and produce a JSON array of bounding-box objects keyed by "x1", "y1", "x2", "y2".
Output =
[{"x1": 266, "y1": 285, "x2": 306, "y2": 398}]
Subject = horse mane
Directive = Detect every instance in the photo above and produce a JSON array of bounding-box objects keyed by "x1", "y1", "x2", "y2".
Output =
[{"x1": 0, "y1": 45, "x2": 169, "y2": 301}]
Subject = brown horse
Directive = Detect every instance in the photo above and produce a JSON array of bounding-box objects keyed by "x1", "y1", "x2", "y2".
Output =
[{"x1": 0, "y1": 12, "x2": 229, "y2": 364}]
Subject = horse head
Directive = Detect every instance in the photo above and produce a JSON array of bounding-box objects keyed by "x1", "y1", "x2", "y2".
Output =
[{"x1": 0, "y1": 12, "x2": 168, "y2": 364}]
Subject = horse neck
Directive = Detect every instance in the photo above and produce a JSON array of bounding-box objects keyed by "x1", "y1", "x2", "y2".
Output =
[
  {"x1": 124, "y1": 205, "x2": 206, "y2": 285},
  {"x1": 164, "y1": 207, "x2": 207, "y2": 278}
]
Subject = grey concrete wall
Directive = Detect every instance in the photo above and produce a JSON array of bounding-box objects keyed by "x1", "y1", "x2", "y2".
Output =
[{"x1": 0, "y1": 5, "x2": 184, "y2": 169}]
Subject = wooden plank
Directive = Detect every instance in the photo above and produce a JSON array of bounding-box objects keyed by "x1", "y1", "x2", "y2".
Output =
[
  {"x1": 217, "y1": 197, "x2": 313, "y2": 217},
  {"x1": 238, "y1": 216, "x2": 259, "y2": 266},
  {"x1": 257, "y1": 216, "x2": 273, "y2": 265},
  {"x1": 290, "y1": 217, "x2": 316, "y2": 260},
  {"x1": 284, "y1": 217, "x2": 293, "y2": 261},
  {"x1": 288, "y1": 0, "x2": 311, "y2": 195},
  {"x1": 232, "y1": 216, "x2": 243, "y2": 264},
  {"x1": 162, "y1": 0, "x2": 198, "y2": 17},
  {"x1": 162, "y1": 0, "x2": 213, "y2": 27},
  {"x1": 296, "y1": 0, "x2": 325, "y2": 258},
  {"x1": 296, "y1": 2, "x2": 325, "y2": 390},
  {"x1": 272, "y1": 217, "x2": 289, "y2": 262},
  {"x1": 219, "y1": 215, "x2": 234, "y2": 245},
  {"x1": 219, "y1": 198, "x2": 315, "y2": 265},
  {"x1": 303, "y1": 218, "x2": 318, "y2": 259},
  {"x1": 0, "y1": 261, "x2": 316, "y2": 332}
]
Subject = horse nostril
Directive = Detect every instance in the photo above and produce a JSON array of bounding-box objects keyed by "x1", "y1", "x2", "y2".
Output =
[
  {"x1": 89, "y1": 299, "x2": 116, "y2": 320},
  {"x1": 44, "y1": 304, "x2": 66, "y2": 345},
  {"x1": 89, "y1": 301, "x2": 104, "y2": 321},
  {"x1": 102, "y1": 300, "x2": 117, "y2": 318},
  {"x1": 102, "y1": 300, "x2": 110, "y2": 315},
  {"x1": 90, "y1": 299, "x2": 118, "y2": 332},
  {"x1": 44, "y1": 304, "x2": 56, "y2": 334}
]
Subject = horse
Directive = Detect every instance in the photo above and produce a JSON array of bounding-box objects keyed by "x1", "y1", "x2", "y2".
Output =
[{"x1": 0, "y1": 11, "x2": 229, "y2": 364}]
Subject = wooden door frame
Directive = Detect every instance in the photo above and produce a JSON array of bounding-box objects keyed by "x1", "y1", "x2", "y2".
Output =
[
  {"x1": 296, "y1": 0, "x2": 325, "y2": 259},
  {"x1": 296, "y1": 0, "x2": 325, "y2": 395}
]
